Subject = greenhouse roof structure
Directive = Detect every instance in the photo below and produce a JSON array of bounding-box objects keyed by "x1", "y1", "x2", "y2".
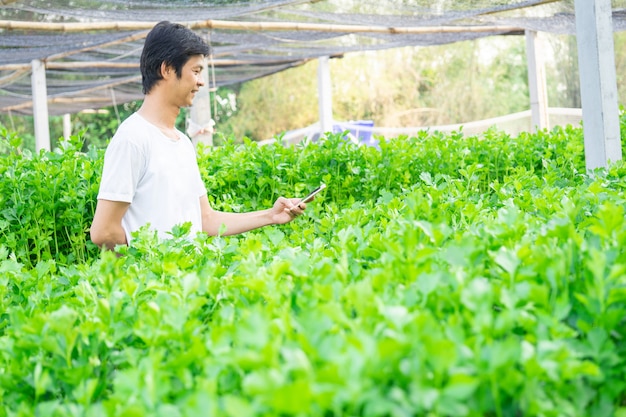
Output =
[{"x1": 1, "y1": 0, "x2": 625, "y2": 116}]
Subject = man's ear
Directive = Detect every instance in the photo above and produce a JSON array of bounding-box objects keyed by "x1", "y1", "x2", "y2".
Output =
[{"x1": 160, "y1": 62, "x2": 173, "y2": 79}]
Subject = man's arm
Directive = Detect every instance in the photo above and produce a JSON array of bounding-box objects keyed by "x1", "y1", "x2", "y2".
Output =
[
  {"x1": 200, "y1": 195, "x2": 305, "y2": 236},
  {"x1": 90, "y1": 199, "x2": 130, "y2": 249}
]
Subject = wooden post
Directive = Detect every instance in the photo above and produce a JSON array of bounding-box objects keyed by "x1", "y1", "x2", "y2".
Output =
[
  {"x1": 63, "y1": 113, "x2": 71, "y2": 141},
  {"x1": 31, "y1": 59, "x2": 51, "y2": 151},
  {"x1": 575, "y1": 0, "x2": 622, "y2": 171},
  {"x1": 189, "y1": 59, "x2": 214, "y2": 146},
  {"x1": 525, "y1": 30, "x2": 549, "y2": 132},
  {"x1": 317, "y1": 56, "x2": 333, "y2": 135}
]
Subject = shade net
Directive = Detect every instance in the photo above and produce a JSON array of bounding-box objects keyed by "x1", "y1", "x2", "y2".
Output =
[{"x1": 0, "y1": 0, "x2": 625, "y2": 115}]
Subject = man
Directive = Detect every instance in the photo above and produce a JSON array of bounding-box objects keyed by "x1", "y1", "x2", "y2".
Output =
[{"x1": 90, "y1": 21, "x2": 305, "y2": 250}]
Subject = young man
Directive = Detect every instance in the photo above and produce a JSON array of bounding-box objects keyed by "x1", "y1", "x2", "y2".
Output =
[{"x1": 90, "y1": 21, "x2": 306, "y2": 250}]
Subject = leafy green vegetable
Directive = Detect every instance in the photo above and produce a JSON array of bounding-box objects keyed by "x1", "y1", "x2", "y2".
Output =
[{"x1": 1, "y1": 114, "x2": 626, "y2": 415}]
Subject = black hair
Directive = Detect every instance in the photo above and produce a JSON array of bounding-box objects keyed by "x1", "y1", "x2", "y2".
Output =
[{"x1": 140, "y1": 21, "x2": 211, "y2": 94}]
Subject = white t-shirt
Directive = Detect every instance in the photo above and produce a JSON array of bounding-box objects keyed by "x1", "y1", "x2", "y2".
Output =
[{"x1": 97, "y1": 113, "x2": 207, "y2": 242}]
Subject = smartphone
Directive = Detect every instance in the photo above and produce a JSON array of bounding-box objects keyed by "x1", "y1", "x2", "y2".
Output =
[{"x1": 298, "y1": 183, "x2": 326, "y2": 205}]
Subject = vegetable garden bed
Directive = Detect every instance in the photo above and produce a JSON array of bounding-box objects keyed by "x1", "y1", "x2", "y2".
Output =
[{"x1": 1, "y1": 120, "x2": 625, "y2": 416}]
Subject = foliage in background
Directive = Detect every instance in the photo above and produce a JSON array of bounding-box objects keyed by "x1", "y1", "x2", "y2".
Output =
[
  {"x1": 2, "y1": 114, "x2": 626, "y2": 415},
  {"x1": 213, "y1": 61, "x2": 319, "y2": 142},
  {"x1": 211, "y1": 32, "x2": 626, "y2": 142},
  {"x1": 216, "y1": 37, "x2": 534, "y2": 141},
  {"x1": 68, "y1": 101, "x2": 141, "y2": 150},
  {"x1": 0, "y1": 126, "x2": 101, "y2": 268}
]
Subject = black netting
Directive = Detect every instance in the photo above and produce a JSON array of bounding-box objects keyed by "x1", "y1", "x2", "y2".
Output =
[{"x1": 0, "y1": 31, "x2": 140, "y2": 64}]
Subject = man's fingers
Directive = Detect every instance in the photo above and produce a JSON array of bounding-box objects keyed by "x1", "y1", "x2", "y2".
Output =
[{"x1": 287, "y1": 203, "x2": 304, "y2": 216}]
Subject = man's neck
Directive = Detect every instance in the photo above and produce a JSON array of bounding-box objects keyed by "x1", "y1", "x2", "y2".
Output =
[{"x1": 138, "y1": 93, "x2": 180, "y2": 129}]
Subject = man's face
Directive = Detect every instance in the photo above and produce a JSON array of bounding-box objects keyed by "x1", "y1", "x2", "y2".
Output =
[{"x1": 171, "y1": 55, "x2": 206, "y2": 108}]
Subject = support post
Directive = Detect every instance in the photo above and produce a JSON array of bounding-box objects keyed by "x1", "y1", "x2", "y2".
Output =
[
  {"x1": 525, "y1": 30, "x2": 549, "y2": 132},
  {"x1": 317, "y1": 56, "x2": 333, "y2": 135},
  {"x1": 189, "y1": 60, "x2": 214, "y2": 147},
  {"x1": 63, "y1": 113, "x2": 71, "y2": 141},
  {"x1": 575, "y1": 0, "x2": 622, "y2": 171},
  {"x1": 31, "y1": 59, "x2": 50, "y2": 151}
]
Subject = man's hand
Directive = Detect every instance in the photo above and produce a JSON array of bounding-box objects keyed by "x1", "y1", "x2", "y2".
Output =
[{"x1": 272, "y1": 196, "x2": 306, "y2": 225}]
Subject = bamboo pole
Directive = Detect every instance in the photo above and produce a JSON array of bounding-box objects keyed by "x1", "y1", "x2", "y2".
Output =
[
  {"x1": 0, "y1": 68, "x2": 30, "y2": 87},
  {"x1": 0, "y1": 57, "x2": 309, "y2": 71},
  {"x1": 195, "y1": 20, "x2": 523, "y2": 35},
  {"x1": 0, "y1": 64, "x2": 34, "y2": 71},
  {"x1": 46, "y1": 62, "x2": 139, "y2": 69},
  {"x1": 2, "y1": 97, "x2": 125, "y2": 113},
  {"x1": 0, "y1": 75, "x2": 141, "y2": 112},
  {"x1": 0, "y1": 19, "x2": 523, "y2": 35}
]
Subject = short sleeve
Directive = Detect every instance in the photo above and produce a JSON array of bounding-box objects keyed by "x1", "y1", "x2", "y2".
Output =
[{"x1": 97, "y1": 136, "x2": 145, "y2": 203}]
